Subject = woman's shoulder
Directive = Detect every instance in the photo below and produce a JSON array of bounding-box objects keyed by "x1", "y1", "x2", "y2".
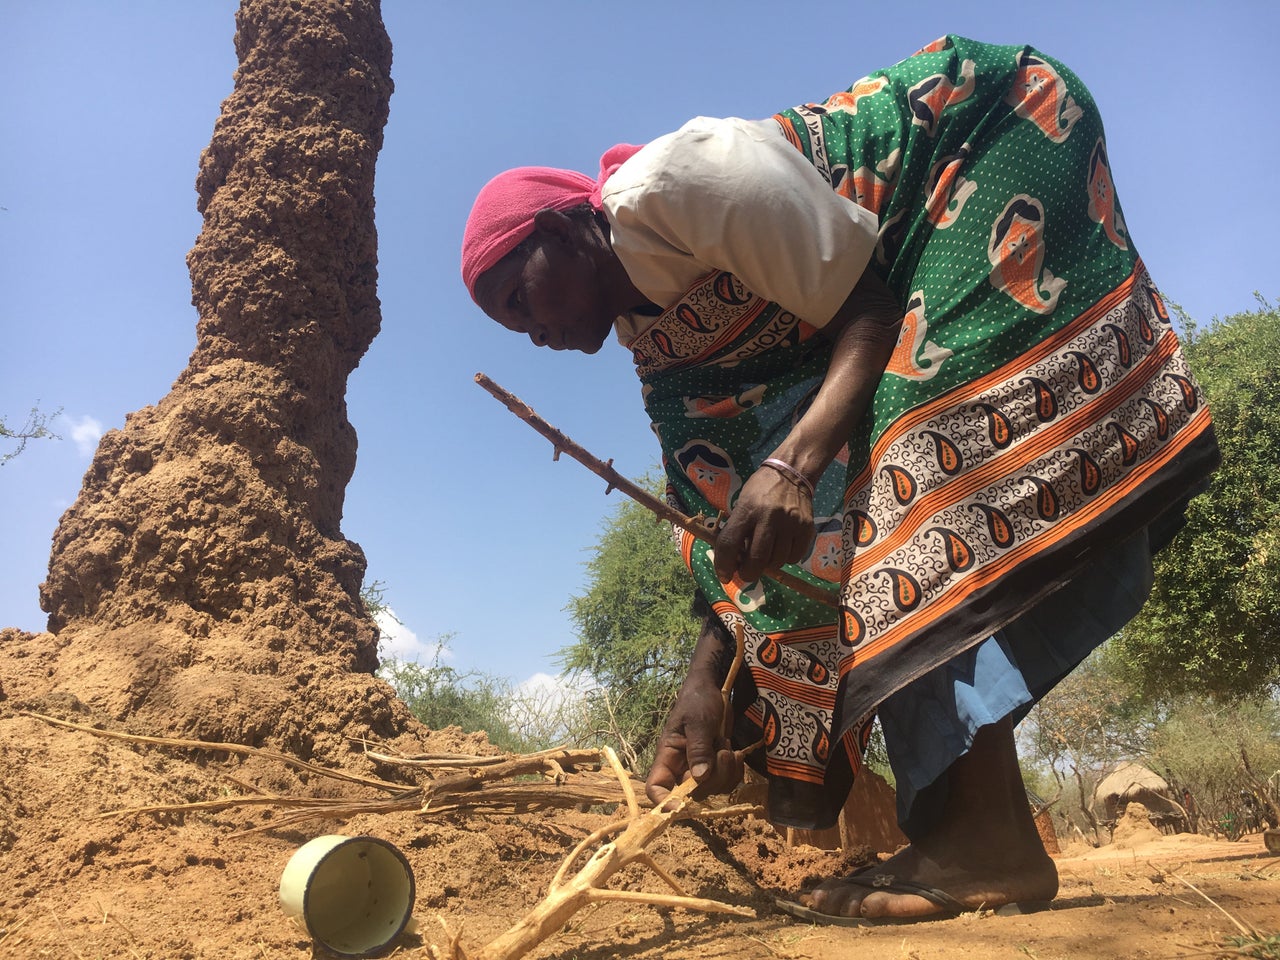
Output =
[{"x1": 603, "y1": 116, "x2": 788, "y2": 202}]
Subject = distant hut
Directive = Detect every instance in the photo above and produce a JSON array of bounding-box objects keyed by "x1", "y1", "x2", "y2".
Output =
[{"x1": 1093, "y1": 762, "x2": 1187, "y2": 834}]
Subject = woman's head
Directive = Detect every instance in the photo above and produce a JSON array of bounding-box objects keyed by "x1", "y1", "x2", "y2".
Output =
[
  {"x1": 460, "y1": 166, "x2": 597, "y2": 298},
  {"x1": 471, "y1": 204, "x2": 625, "y2": 354},
  {"x1": 461, "y1": 147, "x2": 647, "y2": 353}
]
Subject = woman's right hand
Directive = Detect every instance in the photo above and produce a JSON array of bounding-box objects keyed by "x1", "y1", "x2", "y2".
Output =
[
  {"x1": 645, "y1": 670, "x2": 742, "y2": 806},
  {"x1": 712, "y1": 464, "x2": 815, "y2": 585}
]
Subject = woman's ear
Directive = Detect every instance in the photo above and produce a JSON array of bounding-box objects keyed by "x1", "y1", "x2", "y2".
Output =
[{"x1": 532, "y1": 207, "x2": 574, "y2": 242}]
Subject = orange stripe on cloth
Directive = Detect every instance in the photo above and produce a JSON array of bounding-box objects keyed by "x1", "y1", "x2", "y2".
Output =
[
  {"x1": 750, "y1": 669, "x2": 839, "y2": 711},
  {"x1": 679, "y1": 299, "x2": 769, "y2": 370},
  {"x1": 706, "y1": 603, "x2": 839, "y2": 646},
  {"x1": 841, "y1": 329, "x2": 1182, "y2": 583},
  {"x1": 765, "y1": 758, "x2": 828, "y2": 785},
  {"x1": 843, "y1": 404, "x2": 1213, "y2": 671},
  {"x1": 841, "y1": 262, "x2": 1143, "y2": 503}
]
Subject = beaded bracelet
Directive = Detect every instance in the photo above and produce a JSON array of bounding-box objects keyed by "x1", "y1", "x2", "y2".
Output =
[{"x1": 761, "y1": 457, "x2": 815, "y2": 499}]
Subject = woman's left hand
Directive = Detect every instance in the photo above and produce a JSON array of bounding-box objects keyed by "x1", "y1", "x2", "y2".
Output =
[
  {"x1": 713, "y1": 466, "x2": 815, "y2": 584},
  {"x1": 712, "y1": 269, "x2": 903, "y2": 588}
]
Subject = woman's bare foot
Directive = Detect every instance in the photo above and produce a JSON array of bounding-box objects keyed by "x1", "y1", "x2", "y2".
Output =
[
  {"x1": 800, "y1": 837, "x2": 1058, "y2": 919},
  {"x1": 799, "y1": 718, "x2": 1058, "y2": 920}
]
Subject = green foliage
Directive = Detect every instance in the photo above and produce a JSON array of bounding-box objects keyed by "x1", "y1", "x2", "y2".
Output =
[
  {"x1": 1019, "y1": 649, "x2": 1157, "y2": 838},
  {"x1": 562, "y1": 477, "x2": 701, "y2": 769},
  {"x1": 1113, "y1": 301, "x2": 1280, "y2": 698},
  {"x1": 379, "y1": 642, "x2": 552, "y2": 754},
  {"x1": 360, "y1": 579, "x2": 393, "y2": 623},
  {"x1": 1224, "y1": 932, "x2": 1280, "y2": 959},
  {"x1": 1022, "y1": 650, "x2": 1153, "y2": 774},
  {"x1": 1146, "y1": 695, "x2": 1280, "y2": 834},
  {"x1": 367, "y1": 584, "x2": 584, "y2": 754},
  {"x1": 1, "y1": 405, "x2": 60, "y2": 465},
  {"x1": 1020, "y1": 646, "x2": 1280, "y2": 840}
]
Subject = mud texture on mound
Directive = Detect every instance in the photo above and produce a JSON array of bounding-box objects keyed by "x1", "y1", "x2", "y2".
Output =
[{"x1": 27, "y1": 0, "x2": 412, "y2": 759}]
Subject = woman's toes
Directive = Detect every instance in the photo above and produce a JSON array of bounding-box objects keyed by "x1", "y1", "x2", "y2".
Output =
[
  {"x1": 858, "y1": 890, "x2": 937, "y2": 919},
  {"x1": 802, "y1": 881, "x2": 864, "y2": 918}
]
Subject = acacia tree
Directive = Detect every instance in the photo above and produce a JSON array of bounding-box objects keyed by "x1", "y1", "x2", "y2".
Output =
[
  {"x1": 1020, "y1": 650, "x2": 1154, "y2": 841},
  {"x1": 562, "y1": 479, "x2": 701, "y2": 770},
  {"x1": 1112, "y1": 303, "x2": 1280, "y2": 698}
]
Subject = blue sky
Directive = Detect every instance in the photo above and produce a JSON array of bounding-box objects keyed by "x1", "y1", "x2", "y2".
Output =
[{"x1": 2, "y1": 1, "x2": 1277, "y2": 687}]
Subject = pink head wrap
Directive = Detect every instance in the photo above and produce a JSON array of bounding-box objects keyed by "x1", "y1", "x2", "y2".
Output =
[{"x1": 461, "y1": 144, "x2": 644, "y2": 301}]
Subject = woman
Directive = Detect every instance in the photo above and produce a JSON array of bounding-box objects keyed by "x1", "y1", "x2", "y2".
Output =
[{"x1": 462, "y1": 35, "x2": 1218, "y2": 922}]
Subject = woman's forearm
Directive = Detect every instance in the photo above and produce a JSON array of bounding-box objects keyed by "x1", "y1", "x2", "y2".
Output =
[
  {"x1": 770, "y1": 270, "x2": 903, "y2": 482},
  {"x1": 685, "y1": 607, "x2": 737, "y2": 687},
  {"x1": 709, "y1": 270, "x2": 904, "y2": 584}
]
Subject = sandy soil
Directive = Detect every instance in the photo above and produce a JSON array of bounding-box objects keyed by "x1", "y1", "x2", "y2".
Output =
[{"x1": 3, "y1": 664, "x2": 1277, "y2": 960}]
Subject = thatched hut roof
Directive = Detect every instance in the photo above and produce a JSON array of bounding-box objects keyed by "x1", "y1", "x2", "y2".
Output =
[
  {"x1": 1094, "y1": 762, "x2": 1170, "y2": 803},
  {"x1": 1093, "y1": 761, "x2": 1183, "y2": 820}
]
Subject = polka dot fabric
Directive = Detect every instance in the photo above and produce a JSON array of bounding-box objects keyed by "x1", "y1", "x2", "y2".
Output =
[{"x1": 632, "y1": 36, "x2": 1219, "y2": 829}]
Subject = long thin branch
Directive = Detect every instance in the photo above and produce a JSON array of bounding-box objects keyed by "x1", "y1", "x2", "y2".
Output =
[
  {"x1": 585, "y1": 888, "x2": 747, "y2": 915},
  {"x1": 1165, "y1": 870, "x2": 1259, "y2": 938},
  {"x1": 21, "y1": 711, "x2": 405, "y2": 792},
  {"x1": 475, "y1": 373, "x2": 837, "y2": 609},
  {"x1": 417, "y1": 748, "x2": 604, "y2": 804},
  {"x1": 602, "y1": 746, "x2": 640, "y2": 818},
  {"x1": 106, "y1": 779, "x2": 634, "y2": 831},
  {"x1": 28, "y1": 712, "x2": 630, "y2": 831},
  {"x1": 368, "y1": 743, "x2": 586, "y2": 768},
  {"x1": 722, "y1": 621, "x2": 746, "y2": 741}
]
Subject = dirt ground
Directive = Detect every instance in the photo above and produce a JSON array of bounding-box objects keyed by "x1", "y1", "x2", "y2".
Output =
[{"x1": 3, "y1": 636, "x2": 1278, "y2": 960}]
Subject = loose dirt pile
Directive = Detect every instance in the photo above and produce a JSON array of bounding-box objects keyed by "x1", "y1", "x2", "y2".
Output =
[{"x1": 1111, "y1": 801, "x2": 1165, "y2": 848}]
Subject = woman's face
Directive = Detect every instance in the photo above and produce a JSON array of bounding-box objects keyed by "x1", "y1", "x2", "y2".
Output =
[{"x1": 473, "y1": 210, "x2": 619, "y2": 354}]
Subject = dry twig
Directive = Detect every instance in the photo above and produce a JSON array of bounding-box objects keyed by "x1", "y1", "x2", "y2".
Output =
[
  {"x1": 444, "y1": 776, "x2": 753, "y2": 960},
  {"x1": 20, "y1": 711, "x2": 402, "y2": 791},
  {"x1": 1162, "y1": 869, "x2": 1260, "y2": 939},
  {"x1": 427, "y1": 612, "x2": 763, "y2": 960},
  {"x1": 23, "y1": 711, "x2": 633, "y2": 829}
]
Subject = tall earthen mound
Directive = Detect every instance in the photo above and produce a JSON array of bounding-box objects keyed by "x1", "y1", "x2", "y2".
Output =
[{"x1": 20, "y1": 0, "x2": 414, "y2": 760}]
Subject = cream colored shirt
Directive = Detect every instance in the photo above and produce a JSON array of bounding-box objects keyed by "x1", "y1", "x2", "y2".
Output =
[{"x1": 600, "y1": 116, "x2": 878, "y2": 343}]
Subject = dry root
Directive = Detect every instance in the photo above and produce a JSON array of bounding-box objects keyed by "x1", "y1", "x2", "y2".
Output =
[{"x1": 20, "y1": 711, "x2": 633, "y2": 832}]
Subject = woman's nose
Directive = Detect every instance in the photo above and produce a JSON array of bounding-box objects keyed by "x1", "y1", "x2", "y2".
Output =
[{"x1": 529, "y1": 327, "x2": 550, "y2": 347}]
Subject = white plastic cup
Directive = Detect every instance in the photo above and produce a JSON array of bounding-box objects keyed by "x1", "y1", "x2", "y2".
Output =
[{"x1": 279, "y1": 835, "x2": 416, "y2": 957}]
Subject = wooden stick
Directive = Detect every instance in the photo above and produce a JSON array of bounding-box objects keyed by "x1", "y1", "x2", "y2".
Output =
[
  {"x1": 111, "y1": 777, "x2": 634, "y2": 834},
  {"x1": 20, "y1": 711, "x2": 405, "y2": 792},
  {"x1": 369, "y1": 743, "x2": 590, "y2": 768},
  {"x1": 365, "y1": 752, "x2": 512, "y2": 767},
  {"x1": 722, "y1": 621, "x2": 746, "y2": 741},
  {"x1": 475, "y1": 373, "x2": 837, "y2": 609},
  {"x1": 549, "y1": 820, "x2": 630, "y2": 891},
  {"x1": 635, "y1": 852, "x2": 691, "y2": 898},
  {"x1": 584, "y1": 888, "x2": 748, "y2": 915},
  {"x1": 416, "y1": 748, "x2": 604, "y2": 804},
  {"x1": 602, "y1": 746, "x2": 640, "y2": 818},
  {"x1": 32, "y1": 714, "x2": 624, "y2": 829}
]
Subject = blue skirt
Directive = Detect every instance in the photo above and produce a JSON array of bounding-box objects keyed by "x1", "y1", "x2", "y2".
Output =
[{"x1": 878, "y1": 527, "x2": 1155, "y2": 836}]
